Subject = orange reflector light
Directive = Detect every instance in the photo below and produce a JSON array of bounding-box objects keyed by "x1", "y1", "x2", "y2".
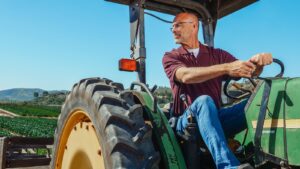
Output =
[{"x1": 119, "y1": 58, "x2": 137, "y2": 72}]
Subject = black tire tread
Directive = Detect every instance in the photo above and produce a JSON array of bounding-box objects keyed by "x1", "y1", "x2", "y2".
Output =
[{"x1": 51, "y1": 77, "x2": 160, "y2": 169}]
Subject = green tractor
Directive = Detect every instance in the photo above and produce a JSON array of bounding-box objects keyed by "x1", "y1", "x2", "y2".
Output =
[{"x1": 50, "y1": 0, "x2": 300, "y2": 168}]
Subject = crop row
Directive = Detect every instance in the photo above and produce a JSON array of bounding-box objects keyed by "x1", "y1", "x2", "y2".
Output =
[
  {"x1": 0, "y1": 117, "x2": 57, "y2": 137},
  {"x1": 0, "y1": 103, "x2": 60, "y2": 117},
  {"x1": 0, "y1": 129, "x2": 11, "y2": 137}
]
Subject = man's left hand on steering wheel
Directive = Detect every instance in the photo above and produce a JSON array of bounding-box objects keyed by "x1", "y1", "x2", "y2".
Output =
[{"x1": 249, "y1": 53, "x2": 273, "y2": 77}]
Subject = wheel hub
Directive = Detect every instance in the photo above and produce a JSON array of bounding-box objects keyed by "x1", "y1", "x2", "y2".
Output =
[{"x1": 55, "y1": 110, "x2": 105, "y2": 169}]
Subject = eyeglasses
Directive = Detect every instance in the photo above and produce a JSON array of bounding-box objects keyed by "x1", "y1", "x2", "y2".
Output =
[{"x1": 170, "y1": 21, "x2": 193, "y2": 31}]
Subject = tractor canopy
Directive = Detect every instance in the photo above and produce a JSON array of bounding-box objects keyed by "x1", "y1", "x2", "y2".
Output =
[{"x1": 106, "y1": 0, "x2": 258, "y2": 22}]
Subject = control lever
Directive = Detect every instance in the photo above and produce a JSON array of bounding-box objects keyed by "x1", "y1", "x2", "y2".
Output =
[{"x1": 180, "y1": 94, "x2": 194, "y2": 123}]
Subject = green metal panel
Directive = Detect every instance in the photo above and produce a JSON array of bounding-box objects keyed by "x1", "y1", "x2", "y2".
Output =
[
  {"x1": 260, "y1": 79, "x2": 286, "y2": 159},
  {"x1": 284, "y1": 78, "x2": 300, "y2": 166},
  {"x1": 133, "y1": 91, "x2": 187, "y2": 169},
  {"x1": 235, "y1": 78, "x2": 300, "y2": 166}
]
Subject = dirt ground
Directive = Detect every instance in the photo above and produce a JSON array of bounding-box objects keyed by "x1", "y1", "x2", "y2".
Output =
[{"x1": 0, "y1": 109, "x2": 18, "y2": 117}]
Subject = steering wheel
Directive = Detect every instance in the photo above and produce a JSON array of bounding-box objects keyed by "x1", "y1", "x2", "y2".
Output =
[{"x1": 223, "y1": 58, "x2": 285, "y2": 100}]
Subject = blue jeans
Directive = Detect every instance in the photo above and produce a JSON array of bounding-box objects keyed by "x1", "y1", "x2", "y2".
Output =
[{"x1": 176, "y1": 95, "x2": 248, "y2": 169}]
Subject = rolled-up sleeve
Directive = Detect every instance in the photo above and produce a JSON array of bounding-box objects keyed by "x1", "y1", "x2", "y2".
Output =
[{"x1": 162, "y1": 52, "x2": 185, "y2": 83}]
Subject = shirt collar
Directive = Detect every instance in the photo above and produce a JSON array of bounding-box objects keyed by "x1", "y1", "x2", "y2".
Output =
[{"x1": 178, "y1": 41, "x2": 209, "y2": 56}]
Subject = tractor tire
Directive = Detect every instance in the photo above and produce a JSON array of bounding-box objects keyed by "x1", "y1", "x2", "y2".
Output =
[{"x1": 51, "y1": 77, "x2": 160, "y2": 169}]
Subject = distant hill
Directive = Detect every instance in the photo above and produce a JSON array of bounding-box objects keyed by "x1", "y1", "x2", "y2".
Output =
[
  {"x1": 0, "y1": 88, "x2": 68, "y2": 102},
  {"x1": 32, "y1": 91, "x2": 68, "y2": 105},
  {"x1": 0, "y1": 88, "x2": 45, "y2": 101},
  {"x1": 0, "y1": 86, "x2": 173, "y2": 105}
]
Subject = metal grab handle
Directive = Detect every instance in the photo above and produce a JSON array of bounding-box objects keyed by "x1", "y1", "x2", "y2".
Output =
[
  {"x1": 264, "y1": 58, "x2": 284, "y2": 78},
  {"x1": 256, "y1": 58, "x2": 284, "y2": 79}
]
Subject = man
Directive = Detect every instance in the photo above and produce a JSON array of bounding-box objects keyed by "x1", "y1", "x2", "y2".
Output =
[{"x1": 162, "y1": 12, "x2": 272, "y2": 169}]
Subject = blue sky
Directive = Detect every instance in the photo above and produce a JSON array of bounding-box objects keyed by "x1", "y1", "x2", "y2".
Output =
[{"x1": 0, "y1": 0, "x2": 299, "y2": 91}]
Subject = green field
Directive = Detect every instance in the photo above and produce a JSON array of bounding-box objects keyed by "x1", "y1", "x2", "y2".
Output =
[
  {"x1": 0, "y1": 129, "x2": 11, "y2": 137},
  {"x1": 0, "y1": 103, "x2": 60, "y2": 117},
  {"x1": 0, "y1": 116, "x2": 57, "y2": 137}
]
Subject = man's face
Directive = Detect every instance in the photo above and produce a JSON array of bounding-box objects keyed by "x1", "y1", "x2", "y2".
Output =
[{"x1": 172, "y1": 18, "x2": 194, "y2": 44}]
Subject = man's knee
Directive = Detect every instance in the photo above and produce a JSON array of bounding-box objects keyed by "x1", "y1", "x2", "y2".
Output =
[
  {"x1": 191, "y1": 95, "x2": 217, "y2": 116},
  {"x1": 194, "y1": 95, "x2": 214, "y2": 105}
]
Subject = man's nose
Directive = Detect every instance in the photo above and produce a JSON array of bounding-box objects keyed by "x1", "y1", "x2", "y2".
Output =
[{"x1": 172, "y1": 27, "x2": 178, "y2": 34}]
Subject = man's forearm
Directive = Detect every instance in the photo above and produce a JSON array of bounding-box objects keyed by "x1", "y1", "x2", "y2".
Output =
[{"x1": 175, "y1": 63, "x2": 229, "y2": 84}]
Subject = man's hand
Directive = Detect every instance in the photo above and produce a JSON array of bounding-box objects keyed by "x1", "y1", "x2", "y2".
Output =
[
  {"x1": 249, "y1": 53, "x2": 273, "y2": 66},
  {"x1": 226, "y1": 60, "x2": 256, "y2": 78},
  {"x1": 249, "y1": 53, "x2": 273, "y2": 77}
]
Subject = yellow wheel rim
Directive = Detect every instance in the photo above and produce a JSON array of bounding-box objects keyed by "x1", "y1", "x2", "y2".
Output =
[{"x1": 55, "y1": 109, "x2": 105, "y2": 169}]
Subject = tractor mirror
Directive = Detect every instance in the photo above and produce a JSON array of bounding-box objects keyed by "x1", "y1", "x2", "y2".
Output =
[{"x1": 119, "y1": 58, "x2": 137, "y2": 72}]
